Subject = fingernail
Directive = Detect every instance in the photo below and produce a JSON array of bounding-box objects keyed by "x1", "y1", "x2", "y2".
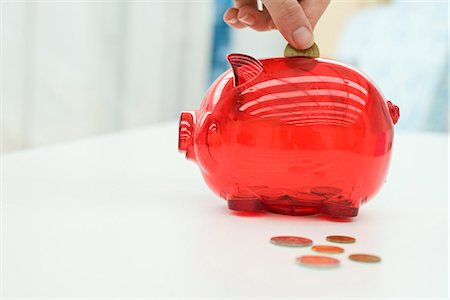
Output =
[
  {"x1": 239, "y1": 14, "x2": 255, "y2": 26},
  {"x1": 227, "y1": 17, "x2": 238, "y2": 25},
  {"x1": 292, "y1": 26, "x2": 313, "y2": 49}
]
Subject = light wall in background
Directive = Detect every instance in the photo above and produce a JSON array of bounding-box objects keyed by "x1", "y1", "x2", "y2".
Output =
[{"x1": 2, "y1": 1, "x2": 213, "y2": 152}]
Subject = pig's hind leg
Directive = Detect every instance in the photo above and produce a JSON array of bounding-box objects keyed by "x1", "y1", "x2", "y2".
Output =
[{"x1": 227, "y1": 199, "x2": 265, "y2": 212}]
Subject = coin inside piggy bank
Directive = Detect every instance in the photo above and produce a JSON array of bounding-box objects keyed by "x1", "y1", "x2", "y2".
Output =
[{"x1": 178, "y1": 46, "x2": 399, "y2": 218}]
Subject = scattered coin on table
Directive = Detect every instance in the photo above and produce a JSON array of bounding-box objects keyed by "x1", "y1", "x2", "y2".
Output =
[
  {"x1": 312, "y1": 245, "x2": 344, "y2": 254},
  {"x1": 349, "y1": 254, "x2": 381, "y2": 263},
  {"x1": 270, "y1": 236, "x2": 313, "y2": 247},
  {"x1": 270, "y1": 234, "x2": 381, "y2": 269},
  {"x1": 326, "y1": 235, "x2": 356, "y2": 244},
  {"x1": 297, "y1": 255, "x2": 340, "y2": 268}
]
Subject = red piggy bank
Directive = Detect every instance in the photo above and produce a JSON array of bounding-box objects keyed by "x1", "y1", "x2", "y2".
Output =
[{"x1": 179, "y1": 53, "x2": 399, "y2": 217}]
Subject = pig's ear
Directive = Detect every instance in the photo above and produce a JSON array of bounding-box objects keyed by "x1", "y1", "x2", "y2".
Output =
[{"x1": 227, "y1": 54, "x2": 263, "y2": 87}]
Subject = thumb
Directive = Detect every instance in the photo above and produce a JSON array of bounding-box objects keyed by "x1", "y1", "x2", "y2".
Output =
[{"x1": 263, "y1": 0, "x2": 314, "y2": 49}]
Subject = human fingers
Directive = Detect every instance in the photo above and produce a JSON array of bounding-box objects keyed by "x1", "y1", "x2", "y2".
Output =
[
  {"x1": 301, "y1": 0, "x2": 330, "y2": 28},
  {"x1": 236, "y1": 4, "x2": 275, "y2": 31},
  {"x1": 264, "y1": 0, "x2": 314, "y2": 49},
  {"x1": 224, "y1": 8, "x2": 247, "y2": 29}
]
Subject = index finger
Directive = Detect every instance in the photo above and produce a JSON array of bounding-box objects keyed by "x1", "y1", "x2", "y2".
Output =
[{"x1": 263, "y1": 0, "x2": 314, "y2": 49}]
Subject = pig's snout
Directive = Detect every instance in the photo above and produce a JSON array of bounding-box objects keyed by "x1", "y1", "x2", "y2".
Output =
[{"x1": 178, "y1": 111, "x2": 196, "y2": 160}]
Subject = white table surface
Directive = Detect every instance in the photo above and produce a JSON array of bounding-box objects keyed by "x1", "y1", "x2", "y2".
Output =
[{"x1": 2, "y1": 122, "x2": 449, "y2": 299}]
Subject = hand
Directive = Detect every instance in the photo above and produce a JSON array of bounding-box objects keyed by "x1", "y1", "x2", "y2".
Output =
[{"x1": 223, "y1": 0, "x2": 330, "y2": 50}]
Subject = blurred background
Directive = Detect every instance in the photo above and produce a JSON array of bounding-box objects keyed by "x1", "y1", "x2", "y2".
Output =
[{"x1": 2, "y1": 0, "x2": 448, "y2": 152}]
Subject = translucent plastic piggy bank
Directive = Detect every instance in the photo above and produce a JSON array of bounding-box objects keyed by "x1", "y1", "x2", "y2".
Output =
[{"x1": 179, "y1": 51, "x2": 399, "y2": 217}]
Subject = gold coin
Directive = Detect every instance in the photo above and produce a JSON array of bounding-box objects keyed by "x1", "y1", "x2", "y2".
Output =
[
  {"x1": 256, "y1": 188, "x2": 287, "y2": 200},
  {"x1": 284, "y1": 43, "x2": 320, "y2": 58},
  {"x1": 326, "y1": 235, "x2": 356, "y2": 244},
  {"x1": 312, "y1": 245, "x2": 344, "y2": 254},
  {"x1": 270, "y1": 236, "x2": 313, "y2": 247},
  {"x1": 349, "y1": 254, "x2": 381, "y2": 263},
  {"x1": 311, "y1": 186, "x2": 343, "y2": 197},
  {"x1": 297, "y1": 255, "x2": 340, "y2": 268},
  {"x1": 291, "y1": 192, "x2": 325, "y2": 203}
]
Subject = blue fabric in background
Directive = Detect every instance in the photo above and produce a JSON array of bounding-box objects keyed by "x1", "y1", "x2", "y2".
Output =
[{"x1": 210, "y1": 0, "x2": 232, "y2": 84}]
